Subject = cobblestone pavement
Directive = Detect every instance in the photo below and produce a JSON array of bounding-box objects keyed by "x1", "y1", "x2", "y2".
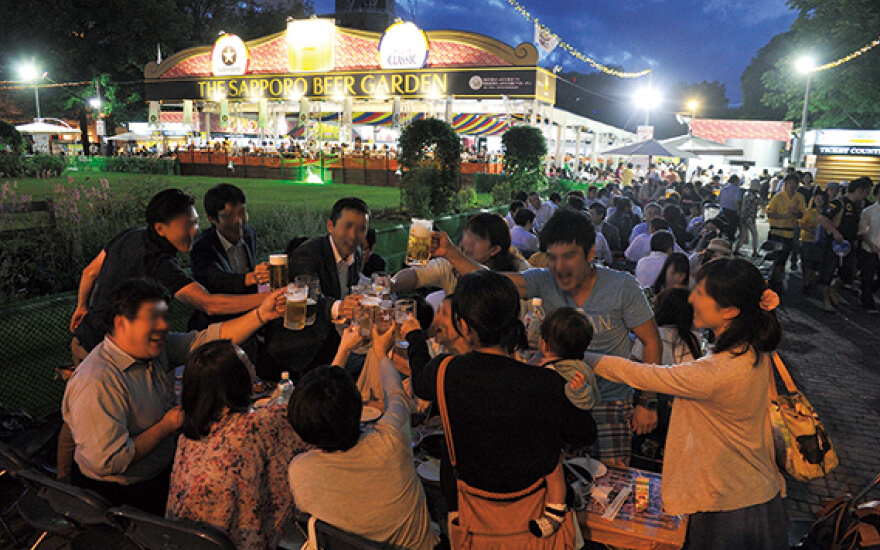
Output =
[{"x1": 771, "y1": 257, "x2": 880, "y2": 519}]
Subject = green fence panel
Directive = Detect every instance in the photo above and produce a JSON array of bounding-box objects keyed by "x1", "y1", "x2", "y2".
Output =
[{"x1": 0, "y1": 292, "x2": 193, "y2": 419}]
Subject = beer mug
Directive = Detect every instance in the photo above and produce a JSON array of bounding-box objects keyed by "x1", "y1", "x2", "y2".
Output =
[
  {"x1": 371, "y1": 271, "x2": 392, "y2": 300},
  {"x1": 295, "y1": 275, "x2": 319, "y2": 326},
  {"x1": 394, "y1": 298, "x2": 415, "y2": 349},
  {"x1": 269, "y1": 254, "x2": 289, "y2": 290},
  {"x1": 406, "y1": 219, "x2": 433, "y2": 267},
  {"x1": 353, "y1": 297, "x2": 378, "y2": 353},
  {"x1": 284, "y1": 283, "x2": 308, "y2": 330}
]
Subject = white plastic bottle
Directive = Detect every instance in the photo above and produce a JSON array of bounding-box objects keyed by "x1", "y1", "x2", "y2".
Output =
[
  {"x1": 275, "y1": 371, "x2": 294, "y2": 406},
  {"x1": 524, "y1": 298, "x2": 545, "y2": 357}
]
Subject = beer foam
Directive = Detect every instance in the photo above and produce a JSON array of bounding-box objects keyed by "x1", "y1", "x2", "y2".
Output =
[
  {"x1": 270, "y1": 254, "x2": 288, "y2": 265},
  {"x1": 360, "y1": 296, "x2": 380, "y2": 307},
  {"x1": 410, "y1": 222, "x2": 432, "y2": 239}
]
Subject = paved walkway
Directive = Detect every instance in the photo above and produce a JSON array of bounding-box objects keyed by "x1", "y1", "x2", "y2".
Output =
[{"x1": 745, "y1": 215, "x2": 880, "y2": 518}]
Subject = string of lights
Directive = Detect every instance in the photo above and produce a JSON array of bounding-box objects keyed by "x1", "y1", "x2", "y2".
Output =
[
  {"x1": 0, "y1": 80, "x2": 92, "y2": 91},
  {"x1": 502, "y1": 0, "x2": 651, "y2": 78},
  {"x1": 811, "y1": 34, "x2": 880, "y2": 72}
]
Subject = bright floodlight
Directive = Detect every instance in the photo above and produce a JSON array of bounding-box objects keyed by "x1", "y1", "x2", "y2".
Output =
[
  {"x1": 89, "y1": 98, "x2": 102, "y2": 109},
  {"x1": 687, "y1": 100, "x2": 698, "y2": 111},
  {"x1": 634, "y1": 88, "x2": 661, "y2": 110},
  {"x1": 19, "y1": 64, "x2": 38, "y2": 81},
  {"x1": 796, "y1": 56, "x2": 815, "y2": 74}
]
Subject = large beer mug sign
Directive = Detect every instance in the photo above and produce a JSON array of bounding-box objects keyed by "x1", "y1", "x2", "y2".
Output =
[
  {"x1": 284, "y1": 283, "x2": 308, "y2": 330},
  {"x1": 406, "y1": 219, "x2": 432, "y2": 267},
  {"x1": 269, "y1": 254, "x2": 289, "y2": 290}
]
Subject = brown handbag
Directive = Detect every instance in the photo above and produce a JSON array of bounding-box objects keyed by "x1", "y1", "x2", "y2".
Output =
[{"x1": 436, "y1": 356, "x2": 577, "y2": 550}]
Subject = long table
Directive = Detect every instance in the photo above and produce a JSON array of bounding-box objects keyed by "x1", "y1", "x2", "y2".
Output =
[{"x1": 578, "y1": 466, "x2": 687, "y2": 550}]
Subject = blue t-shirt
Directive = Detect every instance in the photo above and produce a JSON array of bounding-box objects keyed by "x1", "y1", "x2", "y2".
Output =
[
  {"x1": 523, "y1": 267, "x2": 655, "y2": 402},
  {"x1": 718, "y1": 184, "x2": 742, "y2": 211}
]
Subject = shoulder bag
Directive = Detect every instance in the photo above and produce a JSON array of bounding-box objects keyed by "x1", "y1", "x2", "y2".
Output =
[{"x1": 436, "y1": 356, "x2": 577, "y2": 550}]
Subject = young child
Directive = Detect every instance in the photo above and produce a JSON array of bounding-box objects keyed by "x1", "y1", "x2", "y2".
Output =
[{"x1": 530, "y1": 307, "x2": 600, "y2": 538}]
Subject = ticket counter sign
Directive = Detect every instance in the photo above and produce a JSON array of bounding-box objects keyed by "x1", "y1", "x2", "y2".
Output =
[{"x1": 212, "y1": 34, "x2": 249, "y2": 76}]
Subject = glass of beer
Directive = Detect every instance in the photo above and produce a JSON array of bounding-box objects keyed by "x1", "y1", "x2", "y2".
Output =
[
  {"x1": 284, "y1": 283, "x2": 308, "y2": 330},
  {"x1": 295, "y1": 275, "x2": 319, "y2": 326},
  {"x1": 406, "y1": 219, "x2": 433, "y2": 267},
  {"x1": 371, "y1": 271, "x2": 392, "y2": 300},
  {"x1": 269, "y1": 254, "x2": 289, "y2": 290},
  {"x1": 353, "y1": 297, "x2": 378, "y2": 354},
  {"x1": 394, "y1": 298, "x2": 415, "y2": 349}
]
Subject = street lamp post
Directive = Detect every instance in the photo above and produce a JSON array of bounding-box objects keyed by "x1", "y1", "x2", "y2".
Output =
[
  {"x1": 634, "y1": 87, "x2": 661, "y2": 127},
  {"x1": 796, "y1": 56, "x2": 815, "y2": 168},
  {"x1": 19, "y1": 63, "x2": 42, "y2": 120}
]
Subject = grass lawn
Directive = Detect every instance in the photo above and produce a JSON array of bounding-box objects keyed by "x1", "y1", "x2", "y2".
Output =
[{"x1": 7, "y1": 171, "x2": 404, "y2": 225}]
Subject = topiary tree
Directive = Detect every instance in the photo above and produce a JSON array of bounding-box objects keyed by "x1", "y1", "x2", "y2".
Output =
[
  {"x1": 497, "y1": 125, "x2": 548, "y2": 203},
  {"x1": 0, "y1": 120, "x2": 24, "y2": 153},
  {"x1": 398, "y1": 118, "x2": 461, "y2": 217}
]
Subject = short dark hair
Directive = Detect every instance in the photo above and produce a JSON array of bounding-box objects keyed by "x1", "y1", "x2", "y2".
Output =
[
  {"x1": 452, "y1": 271, "x2": 526, "y2": 353},
  {"x1": 365, "y1": 227, "x2": 378, "y2": 248},
  {"x1": 567, "y1": 195, "x2": 585, "y2": 211},
  {"x1": 466, "y1": 213, "x2": 517, "y2": 272},
  {"x1": 549, "y1": 192, "x2": 562, "y2": 202},
  {"x1": 509, "y1": 200, "x2": 525, "y2": 214},
  {"x1": 652, "y1": 251, "x2": 690, "y2": 294},
  {"x1": 102, "y1": 278, "x2": 170, "y2": 334},
  {"x1": 181, "y1": 340, "x2": 252, "y2": 440},
  {"x1": 288, "y1": 366, "x2": 362, "y2": 452},
  {"x1": 849, "y1": 176, "x2": 873, "y2": 194},
  {"x1": 329, "y1": 197, "x2": 370, "y2": 224},
  {"x1": 146, "y1": 189, "x2": 195, "y2": 227},
  {"x1": 648, "y1": 218, "x2": 670, "y2": 232},
  {"x1": 514, "y1": 208, "x2": 535, "y2": 226},
  {"x1": 783, "y1": 174, "x2": 800, "y2": 188},
  {"x1": 539, "y1": 209, "x2": 596, "y2": 258},
  {"x1": 644, "y1": 202, "x2": 662, "y2": 216},
  {"x1": 514, "y1": 191, "x2": 528, "y2": 202},
  {"x1": 650, "y1": 230, "x2": 675, "y2": 252},
  {"x1": 541, "y1": 307, "x2": 593, "y2": 360},
  {"x1": 589, "y1": 202, "x2": 607, "y2": 219},
  {"x1": 203, "y1": 183, "x2": 246, "y2": 220}
]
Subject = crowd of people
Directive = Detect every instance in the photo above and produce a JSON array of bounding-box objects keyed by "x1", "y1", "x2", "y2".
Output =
[{"x1": 56, "y1": 167, "x2": 879, "y2": 550}]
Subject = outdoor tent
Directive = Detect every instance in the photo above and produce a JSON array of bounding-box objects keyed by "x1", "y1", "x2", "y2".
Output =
[
  {"x1": 660, "y1": 135, "x2": 744, "y2": 157},
  {"x1": 105, "y1": 132, "x2": 152, "y2": 141},
  {"x1": 15, "y1": 121, "x2": 81, "y2": 135},
  {"x1": 600, "y1": 139, "x2": 696, "y2": 159}
]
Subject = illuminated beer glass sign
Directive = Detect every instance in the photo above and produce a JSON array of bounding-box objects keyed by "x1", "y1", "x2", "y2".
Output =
[
  {"x1": 288, "y1": 19, "x2": 336, "y2": 72},
  {"x1": 379, "y1": 22, "x2": 429, "y2": 70},
  {"x1": 212, "y1": 34, "x2": 250, "y2": 76}
]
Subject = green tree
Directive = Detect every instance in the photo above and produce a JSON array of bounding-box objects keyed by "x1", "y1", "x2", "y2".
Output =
[
  {"x1": 398, "y1": 118, "x2": 462, "y2": 217},
  {"x1": 748, "y1": 0, "x2": 880, "y2": 128},
  {"x1": 501, "y1": 125, "x2": 547, "y2": 194}
]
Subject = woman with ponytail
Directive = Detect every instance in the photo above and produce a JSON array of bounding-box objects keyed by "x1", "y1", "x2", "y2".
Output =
[
  {"x1": 403, "y1": 270, "x2": 596, "y2": 545},
  {"x1": 587, "y1": 258, "x2": 787, "y2": 550}
]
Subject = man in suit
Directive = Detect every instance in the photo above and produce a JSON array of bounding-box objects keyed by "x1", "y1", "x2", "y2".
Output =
[
  {"x1": 261, "y1": 197, "x2": 369, "y2": 382},
  {"x1": 189, "y1": 184, "x2": 269, "y2": 333},
  {"x1": 588, "y1": 202, "x2": 622, "y2": 252}
]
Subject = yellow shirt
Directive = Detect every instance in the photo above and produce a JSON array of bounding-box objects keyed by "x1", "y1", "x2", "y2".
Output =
[
  {"x1": 800, "y1": 207, "x2": 820, "y2": 242},
  {"x1": 767, "y1": 191, "x2": 806, "y2": 238},
  {"x1": 621, "y1": 168, "x2": 634, "y2": 187}
]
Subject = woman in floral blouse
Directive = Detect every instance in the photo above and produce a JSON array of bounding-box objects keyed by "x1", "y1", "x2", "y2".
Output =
[{"x1": 167, "y1": 341, "x2": 309, "y2": 550}]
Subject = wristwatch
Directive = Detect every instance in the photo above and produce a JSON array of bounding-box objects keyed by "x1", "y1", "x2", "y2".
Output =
[{"x1": 637, "y1": 398, "x2": 659, "y2": 411}]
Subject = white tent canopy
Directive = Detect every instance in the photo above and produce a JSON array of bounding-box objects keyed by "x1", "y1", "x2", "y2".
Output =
[
  {"x1": 106, "y1": 132, "x2": 152, "y2": 141},
  {"x1": 15, "y1": 121, "x2": 81, "y2": 135},
  {"x1": 660, "y1": 135, "x2": 744, "y2": 157}
]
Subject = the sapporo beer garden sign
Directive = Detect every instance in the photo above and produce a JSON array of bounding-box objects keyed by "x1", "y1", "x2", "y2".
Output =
[{"x1": 144, "y1": 18, "x2": 556, "y2": 103}]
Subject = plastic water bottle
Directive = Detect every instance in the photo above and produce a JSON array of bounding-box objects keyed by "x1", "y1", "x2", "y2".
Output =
[
  {"x1": 524, "y1": 298, "x2": 545, "y2": 358},
  {"x1": 275, "y1": 371, "x2": 294, "y2": 406}
]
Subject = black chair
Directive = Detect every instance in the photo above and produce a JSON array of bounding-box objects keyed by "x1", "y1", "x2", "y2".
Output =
[
  {"x1": 0, "y1": 442, "x2": 32, "y2": 546},
  {"x1": 293, "y1": 510, "x2": 395, "y2": 550},
  {"x1": 15, "y1": 468, "x2": 133, "y2": 550},
  {"x1": 108, "y1": 505, "x2": 237, "y2": 550}
]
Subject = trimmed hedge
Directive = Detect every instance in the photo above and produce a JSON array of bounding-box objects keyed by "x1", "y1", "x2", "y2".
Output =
[{"x1": 103, "y1": 157, "x2": 179, "y2": 175}]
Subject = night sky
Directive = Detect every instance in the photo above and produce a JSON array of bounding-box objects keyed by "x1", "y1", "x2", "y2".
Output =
[{"x1": 314, "y1": 0, "x2": 797, "y2": 105}]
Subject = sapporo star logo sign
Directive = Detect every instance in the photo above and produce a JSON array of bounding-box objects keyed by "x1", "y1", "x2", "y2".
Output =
[{"x1": 222, "y1": 46, "x2": 237, "y2": 65}]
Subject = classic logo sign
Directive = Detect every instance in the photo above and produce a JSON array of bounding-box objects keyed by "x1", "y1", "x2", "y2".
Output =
[
  {"x1": 212, "y1": 34, "x2": 249, "y2": 77},
  {"x1": 379, "y1": 22, "x2": 429, "y2": 70}
]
